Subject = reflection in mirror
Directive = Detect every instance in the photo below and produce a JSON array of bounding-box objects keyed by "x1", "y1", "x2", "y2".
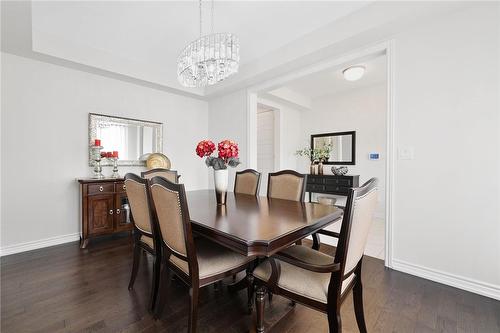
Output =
[
  {"x1": 89, "y1": 114, "x2": 162, "y2": 166},
  {"x1": 311, "y1": 131, "x2": 356, "y2": 165}
]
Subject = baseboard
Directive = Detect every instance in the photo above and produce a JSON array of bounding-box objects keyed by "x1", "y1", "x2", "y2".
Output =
[
  {"x1": 392, "y1": 259, "x2": 500, "y2": 301},
  {"x1": 0, "y1": 233, "x2": 80, "y2": 257}
]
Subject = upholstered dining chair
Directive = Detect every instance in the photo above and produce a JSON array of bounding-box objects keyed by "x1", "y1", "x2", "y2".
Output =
[
  {"x1": 141, "y1": 168, "x2": 180, "y2": 183},
  {"x1": 267, "y1": 170, "x2": 307, "y2": 202},
  {"x1": 234, "y1": 169, "x2": 261, "y2": 196},
  {"x1": 124, "y1": 173, "x2": 161, "y2": 312},
  {"x1": 253, "y1": 178, "x2": 378, "y2": 333},
  {"x1": 149, "y1": 176, "x2": 255, "y2": 333}
]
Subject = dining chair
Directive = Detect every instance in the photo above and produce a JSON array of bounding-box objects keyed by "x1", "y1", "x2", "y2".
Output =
[
  {"x1": 264, "y1": 170, "x2": 307, "y2": 302},
  {"x1": 253, "y1": 178, "x2": 378, "y2": 333},
  {"x1": 124, "y1": 173, "x2": 161, "y2": 312},
  {"x1": 149, "y1": 176, "x2": 255, "y2": 333},
  {"x1": 234, "y1": 169, "x2": 261, "y2": 196},
  {"x1": 267, "y1": 170, "x2": 306, "y2": 201},
  {"x1": 141, "y1": 168, "x2": 180, "y2": 183},
  {"x1": 312, "y1": 196, "x2": 339, "y2": 251}
]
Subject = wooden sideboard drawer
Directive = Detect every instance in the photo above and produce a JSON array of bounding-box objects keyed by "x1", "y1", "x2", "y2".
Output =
[
  {"x1": 307, "y1": 184, "x2": 326, "y2": 192},
  {"x1": 88, "y1": 183, "x2": 115, "y2": 195},
  {"x1": 306, "y1": 174, "x2": 360, "y2": 200},
  {"x1": 116, "y1": 182, "x2": 127, "y2": 193},
  {"x1": 325, "y1": 178, "x2": 352, "y2": 186},
  {"x1": 308, "y1": 177, "x2": 325, "y2": 184}
]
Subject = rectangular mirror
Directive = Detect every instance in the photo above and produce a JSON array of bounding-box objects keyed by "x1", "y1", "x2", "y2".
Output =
[
  {"x1": 88, "y1": 113, "x2": 163, "y2": 166},
  {"x1": 311, "y1": 131, "x2": 356, "y2": 165}
]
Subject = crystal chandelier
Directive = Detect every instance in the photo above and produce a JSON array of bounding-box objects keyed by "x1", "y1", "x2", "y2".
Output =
[{"x1": 177, "y1": 0, "x2": 240, "y2": 88}]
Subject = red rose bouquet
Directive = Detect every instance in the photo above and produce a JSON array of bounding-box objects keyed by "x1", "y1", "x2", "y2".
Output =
[{"x1": 195, "y1": 139, "x2": 241, "y2": 170}]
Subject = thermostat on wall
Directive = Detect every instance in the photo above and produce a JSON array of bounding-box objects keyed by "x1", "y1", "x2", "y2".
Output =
[{"x1": 368, "y1": 152, "x2": 380, "y2": 160}]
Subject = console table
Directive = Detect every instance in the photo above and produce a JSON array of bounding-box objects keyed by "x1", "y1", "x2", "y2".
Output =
[
  {"x1": 77, "y1": 178, "x2": 133, "y2": 248},
  {"x1": 306, "y1": 174, "x2": 360, "y2": 202}
]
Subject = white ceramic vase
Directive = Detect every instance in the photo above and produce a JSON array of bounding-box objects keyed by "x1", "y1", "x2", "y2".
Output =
[{"x1": 214, "y1": 168, "x2": 228, "y2": 205}]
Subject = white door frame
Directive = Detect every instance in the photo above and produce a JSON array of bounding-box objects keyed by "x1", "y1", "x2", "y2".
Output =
[{"x1": 246, "y1": 40, "x2": 396, "y2": 268}]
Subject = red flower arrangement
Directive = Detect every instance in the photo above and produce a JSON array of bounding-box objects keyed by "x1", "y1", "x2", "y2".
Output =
[
  {"x1": 196, "y1": 140, "x2": 216, "y2": 158},
  {"x1": 195, "y1": 139, "x2": 241, "y2": 170},
  {"x1": 218, "y1": 140, "x2": 239, "y2": 160}
]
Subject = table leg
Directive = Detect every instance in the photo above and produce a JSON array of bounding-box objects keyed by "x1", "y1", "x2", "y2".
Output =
[{"x1": 256, "y1": 285, "x2": 267, "y2": 333}]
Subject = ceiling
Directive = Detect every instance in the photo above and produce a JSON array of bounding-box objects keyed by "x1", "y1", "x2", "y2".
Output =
[
  {"x1": 269, "y1": 55, "x2": 387, "y2": 101},
  {"x1": 27, "y1": 1, "x2": 371, "y2": 95},
  {"x1": 2, "y1": 1, "x2": 468, "y2": 99}
]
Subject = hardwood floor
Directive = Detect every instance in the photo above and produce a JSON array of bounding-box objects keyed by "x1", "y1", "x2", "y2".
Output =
[{"x1": 1, "y1": 235, "x2": 499, "y2": 333}]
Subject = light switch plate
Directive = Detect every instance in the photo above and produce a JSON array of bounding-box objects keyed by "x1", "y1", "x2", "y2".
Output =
[{"x1": 398, "y1": 147, "x2": 414, "y2": 160}]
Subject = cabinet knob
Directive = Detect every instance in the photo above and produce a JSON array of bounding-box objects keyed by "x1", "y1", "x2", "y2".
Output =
[
  {"x1": 122, "y1": 185, "x2": 126, "y2": 190},
  {"x1": 99, "y1": 186, "x2": 104, "y2": 192},
  {"x1": 116, "y1": 209, "x2": 120, "y2": 214},
  {"x1": 109, "y1": 209, "x2": 113, "y2": 215}
]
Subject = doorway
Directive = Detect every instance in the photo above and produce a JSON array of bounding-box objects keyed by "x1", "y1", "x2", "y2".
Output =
[
  {"x1": 256, "y1": 103, "x2": 277, "y2": 195},
  {"x1": 246, "y1": 42, "x2": 394, "y2": 266}
]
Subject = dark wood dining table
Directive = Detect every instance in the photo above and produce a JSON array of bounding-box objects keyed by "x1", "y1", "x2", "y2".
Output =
[{"x1": 186, "y1": 190, "x2": 343, "y2": 257}]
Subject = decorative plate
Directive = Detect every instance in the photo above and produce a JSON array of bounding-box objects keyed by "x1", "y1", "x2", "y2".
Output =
[{"x1": 146, "y1": 153, "x2": 171, "y2": 170}]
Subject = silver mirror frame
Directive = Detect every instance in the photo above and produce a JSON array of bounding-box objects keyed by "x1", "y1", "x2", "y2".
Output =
[{"x1": 88, "y1": 113, "x2": 163, "y2": 166}]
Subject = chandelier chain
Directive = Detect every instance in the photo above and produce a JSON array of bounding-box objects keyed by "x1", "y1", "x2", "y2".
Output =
[
  {"x1": 199, "y1": 0, "x2": 202, "y2": 37},
  {"x1": 211, "y1": 0, "x2": 214, "y2": 34}
]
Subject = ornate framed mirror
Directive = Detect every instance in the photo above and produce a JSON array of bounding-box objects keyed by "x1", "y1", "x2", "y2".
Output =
[{"x1": 88, "y1": 113, "x2": 163, "y2": 166}]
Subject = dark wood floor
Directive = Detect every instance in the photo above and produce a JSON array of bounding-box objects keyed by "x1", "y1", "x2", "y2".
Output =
[{"x1": 1, "y1": 235, "x2": 499, "y2": 333}]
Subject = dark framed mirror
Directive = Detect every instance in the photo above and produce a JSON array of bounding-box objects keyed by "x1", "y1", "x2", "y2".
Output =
[{"x1": 310, "y1": 131, "x2": 356, "y2": 165}]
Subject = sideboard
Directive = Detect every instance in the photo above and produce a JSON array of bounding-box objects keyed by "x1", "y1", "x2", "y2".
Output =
[
  {"x1": 77, "y1": 178, "x2": 133, "y2": 248},
  {"x1": 306, "y1": 174, "x2": 360, "y2": 202}
]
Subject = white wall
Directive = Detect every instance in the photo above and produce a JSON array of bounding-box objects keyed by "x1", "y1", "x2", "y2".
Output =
[
  {"x1": 1, "y1": 53, "x2": 208, "y2": 253},
  {"x1": 207, "y1": 89, "x2": 249, "y2": 190},
  {"x1": 301, "y1": 83, "x2": 387, "y2": 217},
  {"x1": 391, "y1": 4, "x2": 499, "y2": 292}
]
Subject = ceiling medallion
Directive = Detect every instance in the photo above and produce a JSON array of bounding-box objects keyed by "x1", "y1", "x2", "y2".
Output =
[{"x1": 177, "y1": 0, "x2": 240, "y2": 88}]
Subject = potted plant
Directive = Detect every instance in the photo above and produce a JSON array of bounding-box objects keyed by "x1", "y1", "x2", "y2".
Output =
[
  {"x1": 196, "y1": 139, "x2": 241, "y2": 205},
  {"x1": 296, "y1": 144, "x2": 332, "y2": 175}
]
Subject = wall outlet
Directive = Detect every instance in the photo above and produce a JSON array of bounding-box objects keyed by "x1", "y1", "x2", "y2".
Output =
[{"x1": 398, "y1": 146, "x2": 415, "y2": 160}]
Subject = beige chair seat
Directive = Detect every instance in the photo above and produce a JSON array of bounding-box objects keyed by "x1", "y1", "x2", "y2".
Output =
[
  {"x1": 140, "y1": 235, "x2": 154, "y2": 249},
  {"x1": 169, "y1": 237, "x2": 254, "y2": 279},
  {"x1": 253, "y1": 245, "x2": 355, "y2": 303}
]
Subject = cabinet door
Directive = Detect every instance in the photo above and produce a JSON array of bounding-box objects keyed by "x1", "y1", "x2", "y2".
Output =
[
  {"x1": 88, "y1": 195, "x2": 115, "y2": 235},
  {"x1": 115, "y1": 192, "x2": 134, "y2": 232}
]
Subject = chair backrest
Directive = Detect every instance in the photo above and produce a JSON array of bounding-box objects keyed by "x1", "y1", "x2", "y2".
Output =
[
  {"x1": 124, "y1": 173, "x2": 154, "y2": 235},
  {"x1": 234, "y1": 169, "x2": 261, "y2": 196},
  {"x1": 141, "y1": 168, "x2": 179, "y2": 183},
  {"x1": 334, "y1": 178, "x2": 378, "y2": 278},
  {"x1": 149, "y1": 176, "x2": 197, "y2": 276},
  {"x1": 267, "y1": 170, "x2": 306, "y2": 201}
]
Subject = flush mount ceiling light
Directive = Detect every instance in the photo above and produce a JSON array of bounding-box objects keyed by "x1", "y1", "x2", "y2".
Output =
[
  {"x1": 342, "y1": 65, "x2": 365, "y2": 81},
  {"x1": 177, "y1": 0, "x2": 240, "y2": 88}
]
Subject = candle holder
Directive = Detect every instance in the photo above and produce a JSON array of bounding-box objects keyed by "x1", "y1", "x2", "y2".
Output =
[
  {"x1": 90, "y1": 145, "x2": 104, "y2": 179},
  {"x1": 109, "y1": 157, "x2": 120, "y2": 178}
]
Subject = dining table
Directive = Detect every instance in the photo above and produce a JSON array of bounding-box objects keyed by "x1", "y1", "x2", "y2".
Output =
[{"x1": 186, "y1": 190, "x2": 343, "y2": 331}]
